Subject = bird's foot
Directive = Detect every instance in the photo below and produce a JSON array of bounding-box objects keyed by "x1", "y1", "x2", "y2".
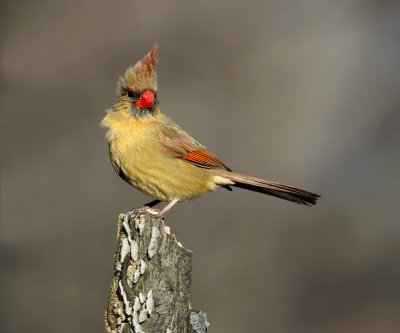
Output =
[
  {"x1": 128, "y1": 199, "x2": 179, "y2": 218},
  {"x1": 128, "y1": 200, "x2": 162, "y2": 218},
  {"x1": 128, "y1": 206, "x2": 160, "y2": 218}
]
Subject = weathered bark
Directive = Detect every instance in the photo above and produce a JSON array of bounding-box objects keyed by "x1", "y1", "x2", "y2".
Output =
[{"x1": 105, "y1": 209, "x2": 209, "y2": 333}]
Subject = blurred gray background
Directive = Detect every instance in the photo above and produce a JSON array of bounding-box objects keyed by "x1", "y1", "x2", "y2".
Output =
[{"x1": 1, "y1": 1, "x2": 400, "y2": 332}]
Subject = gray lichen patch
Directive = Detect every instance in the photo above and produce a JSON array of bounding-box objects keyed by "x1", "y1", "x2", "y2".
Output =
[
  {"x1": 130, "y1": 240, "x2": 139, "y2": 261},
  {"x1": 190, "y1": 311, "x2": 210, "y2": 333},
  {"x1": 146, "y1": 290, "x2": 154, "y2": 315},
  {"x1": 138, "y1": 308, "x2": 148, "y2": 323},
  {"x1": 139, "y1": 259, "x2": 147, "y2": 275},
  {"x1": 120, "y1": 237, "x2": 130, "y2": 264},
  {"x1": 133, "y1": 268, "x2": 141, "y2": 284},
  {"x1": 118, "y1": 281, "x2": 132, "y2": 316},
  {"x1": 122, "y1": 215, "x2": 139, "y2": 262},
  {"x1": 147, "y1": 226, "x2": 160, "y2": 259},
  {"x1": 133, "y1": 296, "x2": 140, "y2": 312},
  {"x1": 126, "y1": 264, "x2": 135, "y2": 288},
  {"x1": 139, "y1": 292, "x2": 146, "y2": 304},
  {"x1": 137, "y1": 215, "x2": 146, "y2": 235}
]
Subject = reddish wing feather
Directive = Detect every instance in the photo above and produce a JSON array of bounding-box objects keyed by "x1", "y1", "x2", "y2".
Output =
[
  {"x1": 159, "y1": 132, "x2": 230, "y2": 171},
  {"x1": 186, "y1": 148, "x2": 229, "y2": 169}
]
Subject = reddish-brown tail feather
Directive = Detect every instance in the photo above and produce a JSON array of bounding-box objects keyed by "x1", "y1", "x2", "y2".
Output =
[{"x1": 226, "y1": 173, "x2": 320, "y2": 206}]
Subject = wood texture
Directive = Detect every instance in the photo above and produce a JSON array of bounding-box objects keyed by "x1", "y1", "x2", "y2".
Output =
[{"x1": 105, "y1": 210, "x2": 209, "y2": 333}]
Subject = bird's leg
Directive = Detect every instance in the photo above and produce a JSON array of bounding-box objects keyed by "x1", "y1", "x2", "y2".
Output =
[{"x1": 159, "y1": 199, "x2": 179, "y2": 217}]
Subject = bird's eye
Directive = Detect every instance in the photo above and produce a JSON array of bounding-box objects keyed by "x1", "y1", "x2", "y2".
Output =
[{"x1": 127, "y1": 90, "x2": 140, "y2": 98}]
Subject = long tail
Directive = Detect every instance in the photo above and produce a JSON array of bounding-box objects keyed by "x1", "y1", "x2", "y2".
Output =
[{"x1": 225, "y1": 172, "x2": 320, "y2": 206}]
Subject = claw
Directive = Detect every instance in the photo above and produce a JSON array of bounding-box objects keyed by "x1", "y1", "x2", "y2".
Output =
[
  {"x1": 129, "y1": 206, "x2": 158, "y2": 218},
  {"x1": 129, "y1": 199, "x2": 179, "y2": 218}
]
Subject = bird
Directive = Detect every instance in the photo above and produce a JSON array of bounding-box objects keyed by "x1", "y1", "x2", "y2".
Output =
[{"x1": 101, "y1": 44, "x2": 320, "y2": 216}]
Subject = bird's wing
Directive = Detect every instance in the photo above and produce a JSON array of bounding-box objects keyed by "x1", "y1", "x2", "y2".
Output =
[{"x1": 159, "y1": 118, "x2": 231, "y2": 171}]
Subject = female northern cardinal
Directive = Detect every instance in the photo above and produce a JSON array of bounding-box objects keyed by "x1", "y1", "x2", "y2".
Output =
[{"x1": 101, "y1": 44, "x2": 320, "y2": 216}]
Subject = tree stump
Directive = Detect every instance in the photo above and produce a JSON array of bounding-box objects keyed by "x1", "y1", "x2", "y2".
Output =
[{"x1": 105, "y1": 210, "x2": 209, "y2": 333}]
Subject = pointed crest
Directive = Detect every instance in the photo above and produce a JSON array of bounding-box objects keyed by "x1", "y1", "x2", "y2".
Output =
[
  {"x1": 118, "y1": 43, "x2": 159, "y2": 95},
  {"x1": 144, "y1": 43, "x2": 158, "y2": 73}
]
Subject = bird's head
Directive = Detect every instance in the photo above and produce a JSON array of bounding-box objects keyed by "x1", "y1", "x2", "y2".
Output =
[
  {"x1": 115, "y1": 44, "x2": 159, "y2": 117},
  {"x1": 101, "y1": 44, "x2": 163, "y2": 140}
]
